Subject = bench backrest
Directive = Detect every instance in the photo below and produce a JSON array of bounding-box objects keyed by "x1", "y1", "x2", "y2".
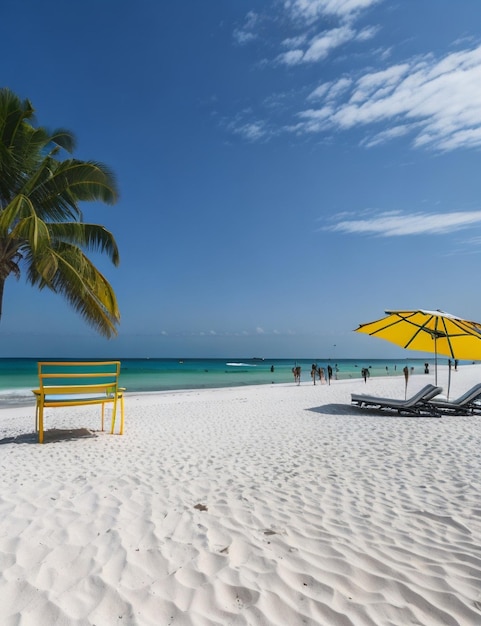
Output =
[{"x1": 37, "y1": 361, "x2": 121, "y2": 396}]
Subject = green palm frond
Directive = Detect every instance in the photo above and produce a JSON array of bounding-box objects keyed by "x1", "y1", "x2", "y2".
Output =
[
  {"x1": 50, "y1": 160, "x2": 119, "y2": 204},
  {"x1": 0, "y1": 195, "x2": 36, "y2": 235},
  {"x1": 48, "y1": 244, "x2": 120, "y2": 338},
  {"x1": 25, "y1": 242, "x2": 119, "y2": 337},
  {"x1": 47, "y1": 222, "x2": 120, "y2": 265},
  {"x1": 0, "y1": 88, "x2": 121, "y2": 337},
  {"x1": 48, "y1": 128, "x2": 76, "y2": 153}
]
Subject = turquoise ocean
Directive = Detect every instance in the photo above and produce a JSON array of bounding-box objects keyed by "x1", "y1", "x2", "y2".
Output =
[{"x1": 0, "y1": 356, "x2": 445, "y2": 408}]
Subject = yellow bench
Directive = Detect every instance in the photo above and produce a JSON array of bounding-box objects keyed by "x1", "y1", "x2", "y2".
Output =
[{"x1": 32, "y1": 361, "x2": 125, "y2": 443}]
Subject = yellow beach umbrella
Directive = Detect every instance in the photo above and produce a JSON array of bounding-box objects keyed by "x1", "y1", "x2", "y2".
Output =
[{"x1": 355, "y1": 309, "x2": 481, "y2": 388}]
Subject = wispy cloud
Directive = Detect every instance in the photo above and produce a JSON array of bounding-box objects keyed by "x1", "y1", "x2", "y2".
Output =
[
  {"x1": 284, "y1": 0, "x2": 383, "y2": 23},
  {"x1": 231, "y1": 2, "x2": 481, "y2": 154},
  {"x1": 299, "y1": 46, "x2": 481, "y2": 150},
  {"x1": 229, "y1": 0, "x2": 382, "y2": 137},
  {"x1": 276, "y1": 21, "x2": 379, "y2": 66},
  {"x1": 232, "y1": 120, "x2": 269, "y2": 141},
  {"x1": 309, "y1": 77, "x2": 353, "y2": 101},
  {"x1": 233, "y1": 11, "x2": 260, "y2": 45},
  {"x1": 277, "y1": 25, "x2": 357, "y2": 65},
  {"x1": 325, "y1": 210, "x2": 481, "y2": 236}
]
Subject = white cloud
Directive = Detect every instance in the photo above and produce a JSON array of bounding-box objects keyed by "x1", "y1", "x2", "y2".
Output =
[
  {"x1": 234, "y1": 121, "x2": 268, "y2": 141},
  {"x1": 356, "y1": 25, "x2": 379, "y2": 41},
  {"x1": 304, "y1": 25, "x2": 355, "y2": 62},
  {"x1": 350, "y1": 64, "x2": 411, "y2": 102},
  {"x1": 325, "y1": 210, "x2": 481, "y2": 237},
  {"x1": 309, "y1": 78, "x2": 353, "y2": 101},
  {"x1": 309, "y1": 83, "x2": 330, "y2": 100},
  {"x1": 231, "y1": 2, "x2": 481, "y2": 155},
  {"x1": 284, "y1": 0, "x2": 383, "y2": 23},
  {"x1": 277, "y1": 24, "x2": 360, "y2": 65},
  {"x1": 281, "y1": 34, "x2": 308, "y2": 48},
  {"x1": 298, "y1": 45, "x2": 481, "y2": 151},
  {"x1": 277, "y1": 49, "x2": 305, "y2": 66},
  {"x1": 229, "y1": 0, "x2": 384, "y2": 144},
  {"x1": 233, "y1": 11, "x2": 260, "y2": 45},
  {"x1": 361, "y1": 124, "x2": 411, "y2": 147}
]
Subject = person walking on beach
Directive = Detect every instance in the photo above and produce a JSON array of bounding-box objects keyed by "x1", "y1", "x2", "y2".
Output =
[
  {"x1": 327, "y1": 365, "x2": 333, "y2": 385},
  {"x1": 292, "y1": 365, "x2": 301, "y2": 385},
  {"x1": 319, "y1": 367, "x2": 326, "y2": 384},
  {"x1": 361, "y1": 367, "x2": 370, "y2": 383},
  {"x1": 311, "y1": 364, "x2": 317, "y2": 385}
]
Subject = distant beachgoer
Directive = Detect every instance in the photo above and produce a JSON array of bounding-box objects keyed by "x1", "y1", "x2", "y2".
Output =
[
  {"x1": 292, "y1": 365, "x2": 301, "y2": 385},
  {"x1": 311, "y1": 364, "x2": 317, "y2": 385},
  {"x1": 362, "y1": 367, "x2": 370, "y2": 383},
  {"x1": 327, "y1": 365, "x2": 333, "y2": 385},
  {"x1": 424, "y1": 362, "x2": 429, "y2": 374},
  {"x1": 319, "y1": 367, "x2": 326, "y2": 384},
  {"x1": 455, "y1": 359, "x2": 458, "y2": 371},
  {"x1": 270, "y1": 365, "x2": 274, "y2": 373}
]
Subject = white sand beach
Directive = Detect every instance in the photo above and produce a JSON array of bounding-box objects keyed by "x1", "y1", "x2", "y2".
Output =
[{"x1": 1, "y1": 366, "x2": 481, "y2": 625}]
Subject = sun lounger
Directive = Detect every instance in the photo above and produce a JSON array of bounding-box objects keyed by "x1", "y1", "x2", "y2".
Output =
[
  {"x1": 351, "y1": 384, "x2": 443, "y2": 417},
  {"x1": 427, "y1": 383, "x2": 481, "y2": 415}
]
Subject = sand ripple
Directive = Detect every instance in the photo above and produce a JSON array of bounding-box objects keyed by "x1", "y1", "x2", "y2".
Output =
[{"x1": 1, "y1": 373, "x2": 481, "y2": 624}]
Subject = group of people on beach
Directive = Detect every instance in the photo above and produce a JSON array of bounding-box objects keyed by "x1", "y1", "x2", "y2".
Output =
[{"x1": 292, "y1": 364, "x2": 334, "y2": 386}]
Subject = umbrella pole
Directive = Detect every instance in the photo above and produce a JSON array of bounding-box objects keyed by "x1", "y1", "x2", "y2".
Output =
[
  {"x1": 448, "y1": 359, "x2": 452, "y2": 400},
  {"x1": 434, "y1": 337, "x2": 438, "y2": 386}
]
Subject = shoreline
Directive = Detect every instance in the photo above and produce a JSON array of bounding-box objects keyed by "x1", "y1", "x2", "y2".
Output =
[
  {"x1": 1, "y1": 366, "x2": 481, "y2": 624},
  {"x1": 0, "y1": 357, "x2": 457, "y2": 409}
]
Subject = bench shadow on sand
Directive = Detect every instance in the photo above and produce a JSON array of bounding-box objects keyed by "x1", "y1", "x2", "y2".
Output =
[{"x1": 0, "y1": 428, "x2": 98, "y2": 445}]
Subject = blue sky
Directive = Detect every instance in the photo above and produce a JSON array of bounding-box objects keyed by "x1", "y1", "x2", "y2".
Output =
[{"x1": 2, "y1": 0, "x2": 481, "y2": 359}]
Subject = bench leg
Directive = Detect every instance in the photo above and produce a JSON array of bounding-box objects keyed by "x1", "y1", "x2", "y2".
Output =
[
  {"x1": 38, "y1": 404, "x2": 44, "y2": 444},
  {"x1": 110, "y1": 393, "x2": 124, "y2": 435},
  {"x1": 119, "y1": 393, "x2": 124, "y2": 435},
  {"x1": 110, "y1": 398, "x2": 117, "y2": 435}
]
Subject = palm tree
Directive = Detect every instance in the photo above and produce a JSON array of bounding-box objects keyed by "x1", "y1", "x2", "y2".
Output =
[{"x1": 0, "y1": 88, "x2": 120, "y2": 338}]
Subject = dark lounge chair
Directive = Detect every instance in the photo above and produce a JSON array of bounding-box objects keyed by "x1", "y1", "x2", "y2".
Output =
[
  {"x1": 351, "y1": 384, "x2": 443, "y2": 417},
  {"x1": 427, "y1": 383, "x2": 481, "y2": 415}
]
